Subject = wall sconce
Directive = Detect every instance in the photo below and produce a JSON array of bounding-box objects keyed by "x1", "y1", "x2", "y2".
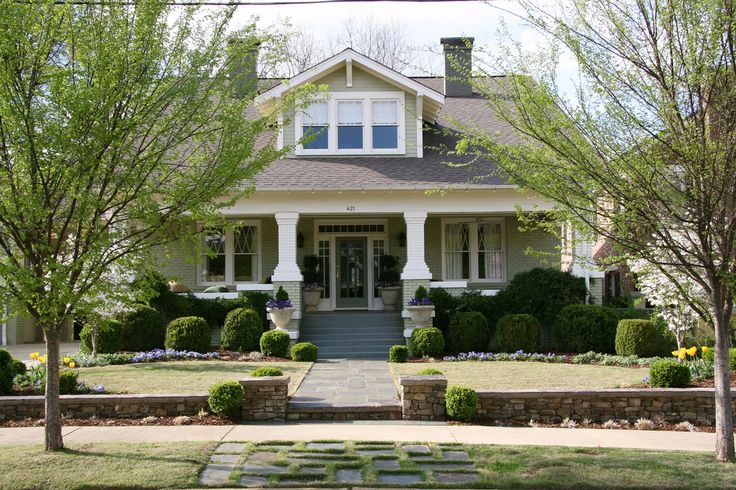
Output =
[
  {"x1": 297, "y1": 232, "x2": 305, "y2": 248},
  {"x1": 398, "y1": 231, "x2": 406, "y2": 247}
]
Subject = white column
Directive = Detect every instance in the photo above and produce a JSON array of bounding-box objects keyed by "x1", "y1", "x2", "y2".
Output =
[
  {"x1": 401, "y1": 211, "x2": 432, "y2": 280},
  {"x1": 271, "y1": 212, "x2": 303, "y2": 282}
]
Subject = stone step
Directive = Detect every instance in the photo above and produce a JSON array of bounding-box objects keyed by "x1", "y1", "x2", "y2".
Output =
[{"x1": 286, "y1": 401, "x2": 402, "y2": 420}]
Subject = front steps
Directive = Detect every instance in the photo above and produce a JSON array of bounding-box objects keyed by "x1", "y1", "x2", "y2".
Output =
[{"x1": 298, "y1": 311, "x2": 405, "y2": 360}]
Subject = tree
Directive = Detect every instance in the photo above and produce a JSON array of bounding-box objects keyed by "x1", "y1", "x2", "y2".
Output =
[
  {"x1": 458, "y1": 0, "x2": 736, "y2": 461},
  {"x1": 328, "y1": 15, "x2": 414, "y2": 72},
  {"x1": 0, "y1": 0, "x2": 306, "y2": 450}
]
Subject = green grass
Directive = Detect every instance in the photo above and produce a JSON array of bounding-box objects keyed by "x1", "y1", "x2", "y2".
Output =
[
  {"x1": 0, "y1": 442, "x2": 211, "y2": 489},
  {"x1": 77, "y1": 360, "x2": 311, "y2": 395},
  {"x1": 388, "y1": 361, "x2": 650, "y2": 390}
]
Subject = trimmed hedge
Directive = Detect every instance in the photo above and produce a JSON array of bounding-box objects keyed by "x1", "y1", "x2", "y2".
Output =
[
  {"x1": 165, "y1": 316, "x2": 211, "y2": 353},
  {"x1": 389, "y1": 345, "x2": 408, "y2": 363},
  {"x1": 260, "y1": 330, "x2": 291, "y2": 357},
  {"x1": 649, "y1": 359, "x2": 691, "y2": 387},
  {"x1": 208, "y1": 381, "x2": 244, "y2": 418},
  {"x1": 615, "y1": 319, "x2": 667, "y2": 357},
  {"x1": 445, "y1": 386, "x2": 478, "y2": 421},
  {"x1": 447, "y1": 311, "x2": 490, "y2": 353},
  {"x1": 221, "y1": 308, "x2": 262, "y2": 352},
  {"x1": 553, "y1": 305, "x2": 619, "y2": 353},
  {"x1": 410, "y1": 327, "x2": 445, "y2": 358},
  {"x1": 0, "y1": 349, "x2": 25, "y2": 395},
  {"x1": 80, "y1": 319, "x2": 122, "y2": 354},
  {"x1": 703, "y1": 347, "x2": 736, "y2": 371},
  {"x1": 495, "y1": 314, "x2": 542, "y2": 353},
  {"x1": 118, "y1": 304, "x2": 166, "y2": 352},
  {"x1": 252, "y1": 367, "x2": 284, "y2": 377},
  {"x1": 291, "y1": 342, "x2": 318, "y2": 362}
]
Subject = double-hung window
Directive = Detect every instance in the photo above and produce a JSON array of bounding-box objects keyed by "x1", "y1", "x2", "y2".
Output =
[
  {"x1": 201, "y1": 221, "x2": 261, "y2": 285},
  {"x1": 443, "y1": 219, "x2": 505, "y2": 282},
  {"x1": 297, "y1": 92, "x2": 405, "y2": 155}
]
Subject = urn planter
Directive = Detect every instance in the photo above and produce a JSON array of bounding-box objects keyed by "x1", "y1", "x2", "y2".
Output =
[
  {"x1": 406, "y1": 305, "x2": 435, "y2": 328},
  {"x1": 378, "y1": 286, "x2": 402, "y2": 310},
  {"x1": 267, "y1": 307, "x2": 295, "y2": 330},
  {"x1": 302, "y1": 288, "x2": 324, "y2": 312}
]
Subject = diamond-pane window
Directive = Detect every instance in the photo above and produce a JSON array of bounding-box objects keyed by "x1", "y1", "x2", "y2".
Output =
[
  {"x1": 234, "y1": 225, "x2": 258, "y2": 282},
  {"x1": 203, "y1": 229, "x2": 226, "y2": 282}
]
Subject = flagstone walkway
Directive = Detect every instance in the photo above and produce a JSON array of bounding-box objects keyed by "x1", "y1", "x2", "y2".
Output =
[{"x1": 289, "y1": 360, "x2": 399, "y2": 406}]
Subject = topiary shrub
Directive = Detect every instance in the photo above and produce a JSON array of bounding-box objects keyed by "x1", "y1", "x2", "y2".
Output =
[
  {"x1": 221, "y1": 308, "x2": 262, "y2": 352},
  {"x1": 79, "y1": 319, "x2": 122, "y2": 354},
  {"x1": 118, "y1": 304, "x2": 166, "y2": 352},
  {"x1": 389, "y1": 345, "x2": 408, "y2": 363},
  {"x1": 252, "y1": 367, "x2": 284, "y2": 377},
  {"x1": 447, "y1": 311, "x2": 490, "y2": 353},
  {"x1": 59, "y1": 370, "x2": 79, "y2": 394},
  {"x1": 275, "y1": 286, "x2": 289, "y2": 301},
  {"x1": 445, "y1": 386, "x2": 478, "y2": 421},
  {"x1": 0, "y1": 349, "x2": 22, "y2": 395},
  {"x1": 291, "y1": 342, "x2": 318, "y2": 362},
  {"x1": 414, "y1": 285, "x2": 429, "y2": 299},
  {"x1": 495, "y1": 314, "x2": 542, "y2": 353},
  {"x1": 703, "y1": 347, "x2": 736, "y2": 371},
  {"x1": 208, "y1": 381, "x2": 244, "y2": 418},
  {"x1": 649, "y1": 359, "x2": 691, "y2": 387},
  {"x1": 615, "y1": 319, "x2": 668, "y2": 357},
  {"x1": 165, "y1": 316, "x2": 211, "y2": 353},
  {"x1": 417, "y1": 368, "x2": 443, "y2": 375},
  {"x1": 260, "y1": 330, "x2": 291, "y2": 357},
  {"x1": 553, "y1": 305, "x2": 619, "y2": 353},
  {"x1": 410, "y1": 327, "x2": 445, "y2": 357}
]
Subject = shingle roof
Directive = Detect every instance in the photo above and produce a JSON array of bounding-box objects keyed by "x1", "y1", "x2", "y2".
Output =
[{"x1": 253, "y1": 77, "x2": 520, "y2": 191}]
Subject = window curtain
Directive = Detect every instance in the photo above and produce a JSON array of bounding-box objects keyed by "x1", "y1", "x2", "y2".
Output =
[
  {"x1": 337, "y1": 101, "x2": 363, "y2": 125},
  {"x1": 478, "y1": 222, "x2": 503, "y2": 280},
  {"x1": 304, "y1": 101, "x2": 328, "y2": 125},
  {"x1": 372, "y1": 101, "x2": 397, "y2": 124},
  {"x1": 445, "y1": 223, "x2": 469, "y2": 279}
]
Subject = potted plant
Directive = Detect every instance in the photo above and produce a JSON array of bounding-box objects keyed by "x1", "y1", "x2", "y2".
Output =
[
  {"x1": 266, "y1": 286, "x2": 294, "y2": 330},
  {"x1": 302, "y1": 254, "x2": 324, "y2": 312},
  {"x1": 406, "y1": 285, "x2": 434, "y2": 328},
  {"x1": 377, "y1": 254, "x2": 402, "y2": 310}
]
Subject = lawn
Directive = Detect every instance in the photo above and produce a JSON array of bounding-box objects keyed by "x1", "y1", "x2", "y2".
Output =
[
  {"x1": 388, "y1": 361, "x2": 650, "y2": 390},
  {"x1": 2, "y1": 441, "x2": 733, "y2": 489},
  {"x1": 0, "y1": 442, "x2": 211, "y2": 489},
  {"x1": 77, "y1": 361, "x2": 311, "y2": 395}
]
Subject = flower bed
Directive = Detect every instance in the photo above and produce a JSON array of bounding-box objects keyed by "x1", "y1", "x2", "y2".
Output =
[{"x1": 443, "y1": 350, "x2": 568, "y2": 363}]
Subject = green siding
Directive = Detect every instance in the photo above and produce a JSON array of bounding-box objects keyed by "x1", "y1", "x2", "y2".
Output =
[{"x1": 283, "y1": 65, "x2": 417, "y2": 157}]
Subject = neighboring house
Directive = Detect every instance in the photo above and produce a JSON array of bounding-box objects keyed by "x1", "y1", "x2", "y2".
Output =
[{"x1": 1, "y1": 37, "x2": 602, "y2": 347}]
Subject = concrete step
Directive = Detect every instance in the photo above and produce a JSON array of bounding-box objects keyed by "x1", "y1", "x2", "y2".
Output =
[
  {"x1": 300, "y1": 312, "x2": 404, "y2": 360},
  {"x1": 286, "y1": 401, "x2": 402, "y2": 420}
]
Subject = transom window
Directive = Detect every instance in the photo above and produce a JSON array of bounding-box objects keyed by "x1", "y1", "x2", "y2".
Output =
[
  {"x1": 296, "y1": 92, "x2": 405, "y2": 155},
  {"x1": 201, "y1": 221, "x2": 261, "y2": 285},
  {"x1": 318, "y1": 224, "x2": 385, "y2": 233},
  {"x1": 442, "y1": 219, "x2": 506, "y2": 282}
]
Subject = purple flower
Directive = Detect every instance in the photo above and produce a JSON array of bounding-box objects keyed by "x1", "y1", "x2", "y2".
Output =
[
  {"x1": 266, "y1": 298, "x2": 293, "y2": 310},
  {"x1": 642, "y1": 376, "x2": 651, "y2": 384},
  {"x1": 408, "y1": 297, "x2": 433, "y2": 306}
]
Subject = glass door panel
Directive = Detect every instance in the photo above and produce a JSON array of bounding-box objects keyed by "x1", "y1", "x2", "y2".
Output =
[{"x1": 336, "y1": 237, "x2": 368, "y2": 308}]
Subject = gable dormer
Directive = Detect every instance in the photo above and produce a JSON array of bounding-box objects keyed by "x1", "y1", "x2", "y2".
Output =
[{"x1": 256, "y1": 49, "x2": 444, "y2": 158}]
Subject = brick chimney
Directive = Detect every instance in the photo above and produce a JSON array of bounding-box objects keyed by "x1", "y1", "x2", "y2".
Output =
[
  {"x1": 440, "y1": 37, "x2": 474, "y2": 97},
  {"x1": 227, "y1": 38, "x2": 261, "y2": 99}
]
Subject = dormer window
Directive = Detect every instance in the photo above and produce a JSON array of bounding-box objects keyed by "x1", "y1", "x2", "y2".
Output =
[{"x1": 296, "y1": 91, "x2": 405, "y2": 155}]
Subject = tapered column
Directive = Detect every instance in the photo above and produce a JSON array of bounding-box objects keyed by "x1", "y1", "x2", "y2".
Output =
[
  {"x1": 401, "y1": 211, "x2": 432, "y2": 280},
  {"x1": 272, "y1": 212, "x2": 303, "y2": 282}
]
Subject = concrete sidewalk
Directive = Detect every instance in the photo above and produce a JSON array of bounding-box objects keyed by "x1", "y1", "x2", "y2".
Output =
[{"x1": 0, "y1": 422, "x2": 716, "y2": 453}]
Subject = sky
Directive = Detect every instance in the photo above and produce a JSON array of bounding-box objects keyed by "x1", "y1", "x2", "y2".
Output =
[{"x1": 222, "y1": 0, "x2": 579, "y2": 89}]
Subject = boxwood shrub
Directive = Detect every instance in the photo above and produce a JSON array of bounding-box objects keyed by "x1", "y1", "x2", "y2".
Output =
[
  {"x1": 447, "y1": 311, "x2": 490, "y2": 353},
  {"x1": 79, "y1": 319, "x2": 122, "y2": 355},
  {"x1": 208, "y1": 381, "x2": 244, "y2": 418},
  {"x1": 429, "y1": 288, "x2": 460, "y2": 334},
  {"x1": 615, "y1": 319, "x2": 667, "y2": 357},
  {"x1": 260, "y1": 330, "x2": 291, "y2": 357},
  {"x1": 703, "y1": 347, "x2": 736, "y2": 371},
  {"x1": 291, "y1": 342, "x2": 318, "y2": 362},
  {"x1": 495, "y1": 314, "x2": 542, "y2": 353},
  {"x1": 118, "y1": 304, "x2": 166, "y2": 352},
  {"x1": 410, "y1": 327, "x2": 445, "y2": 358},
  {"x1": 445, "y1": 386, "x2": 478, "y2": 421},
  {"x1": 0, "y1": 349, "x2": 25, "y2": 395},
  {"x1": 389, "y1": 345, "x2": 408, "y2": 363},
  {"x1": 553, "y1": 305, "x2": 619, "y2": 353},
  {"x1": 252, "y1": 367, "x2": 284, "y2": 377},
  {"x1": 649, "y1": 359, "x2": 691, "y2": 387},
  {"x1": 221, "y1": 308, "x2": 262, "y2": 352},
  {"x1": 417, "y1": 368, "x2": 443, "y2": 375},
  {"x1": 165, "y1": 316, "x2": 211, "y2": 353}
]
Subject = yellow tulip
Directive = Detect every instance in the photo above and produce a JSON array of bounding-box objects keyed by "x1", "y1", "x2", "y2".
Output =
[
  {"x1": 702, "y1": 346, "x2": 709, "y2": 354},
  {"x1": 69, "y1": 361, "x2": 76, "y2": 369},
  {"x1": 678, "y1": 349, "x2": 686, "y2": 360},
  {"x1": 29, "y1": 352, "x2": 39, "y2": 360},
  {"x1": 671, "y1": 350, "x2": 679, "y2": 358},
  {"x1": 38, "y1": 355, "x2": 46, "y2": 363},
  {"x1": 686, "y1": 347, "x2": 697, "y2": 357},
  {"x1": 63, "y1": 357, "x2": 70, "y2": 365}
]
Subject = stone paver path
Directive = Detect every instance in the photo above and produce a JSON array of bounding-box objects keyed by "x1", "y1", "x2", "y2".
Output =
[
  {"x1": 290, "y1": 360, "x2": 399, "y2": 405},
  {"x1": 199, "y1": 440, "x2": 480, "y2": 487}
]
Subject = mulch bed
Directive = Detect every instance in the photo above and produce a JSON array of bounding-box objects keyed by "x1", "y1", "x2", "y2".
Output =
[
  {"x1": 447, "y1": 419, "x2": 720, "y2": 433},
  {"x1": 0, "y1": 414, "x2": 231, "y2": 428}
]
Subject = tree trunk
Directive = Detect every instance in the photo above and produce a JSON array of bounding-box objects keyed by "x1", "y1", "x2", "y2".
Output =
[
  {"x1": 44, "y1": 326, "x2": 64, "y2": 451},
  {"x1": 91, "y1": 324, "x2": 98, "y2": 357},
  {"x1": 712, "y1": 307, "x2": 735, "y2": 462}
]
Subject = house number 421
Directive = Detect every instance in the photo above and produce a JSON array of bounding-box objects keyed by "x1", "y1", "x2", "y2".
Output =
[{"x1": 346, "y1": 206, "x2": 355, "y2": 211}]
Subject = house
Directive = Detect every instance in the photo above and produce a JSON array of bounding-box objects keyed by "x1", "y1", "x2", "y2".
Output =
[{"x1": 1, "y1": 37, "x2": 602, "y2": 350}]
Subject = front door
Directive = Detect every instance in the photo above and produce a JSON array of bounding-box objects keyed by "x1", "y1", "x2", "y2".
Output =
[{"x1": 336, "y1": 237, "x2": 368, "y2": 308}]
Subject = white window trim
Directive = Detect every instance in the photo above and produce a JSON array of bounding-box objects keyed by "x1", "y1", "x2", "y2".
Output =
[
  {"x1": 198, "y1": 220, "x2": 262, "y2": 286},
  {"x1": 440, "y1": 217, "x2": 507, "y2": 284},
  {"x1": 295, "y1": 91, "x2": 406, "y2": 156}
]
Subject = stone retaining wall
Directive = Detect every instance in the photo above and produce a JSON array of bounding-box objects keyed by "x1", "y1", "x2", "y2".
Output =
[
  {"x1": 476, "y1": 389, "x2": 736, "y2": 425},
  {"x1": 0, "y1": 394, "x2": 208, "y2": 420},
  {"x1": 240, "y1": 375, "x2": 289, "y2": 421},
  {"x1": 286, "y1": 403, "x2": 402, "y2": 420},
  {"x1": 399, "y1": 375, "x2": 446, "y2": 421}
]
